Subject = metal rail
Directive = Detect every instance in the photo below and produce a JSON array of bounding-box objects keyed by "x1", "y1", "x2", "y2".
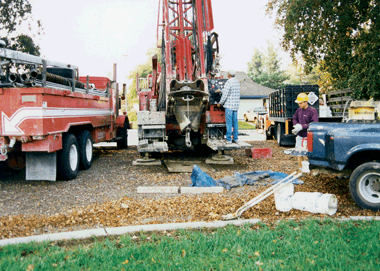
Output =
[{"x1": 0, "y1": 49, "x2": 78, "y2": 69}]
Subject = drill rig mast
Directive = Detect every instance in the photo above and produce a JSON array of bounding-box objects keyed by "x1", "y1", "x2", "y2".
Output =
[{"x1": 135, "y1": 0, "x2": 250, "y2": 161}]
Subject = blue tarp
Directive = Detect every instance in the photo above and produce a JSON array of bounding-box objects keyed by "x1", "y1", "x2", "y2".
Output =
[
  {"x1": 191, "y1": 165, "x2": 303, "y2": 190},
  {"x1": 190, "y1": 164, "x2": 223, "y2": 187}
]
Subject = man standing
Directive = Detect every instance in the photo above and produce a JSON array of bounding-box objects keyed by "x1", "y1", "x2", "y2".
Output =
[
  {"x1": 292, "y1": 92, "x2": 318, "y2": 171},
  {"x1": 217, "y1": 70, "x2": 240, "y2": 144}
]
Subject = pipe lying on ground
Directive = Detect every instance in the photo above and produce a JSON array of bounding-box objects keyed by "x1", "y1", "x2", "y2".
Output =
[{"x1": 222, "y1": 172, "x2": 303, "y2": 220}]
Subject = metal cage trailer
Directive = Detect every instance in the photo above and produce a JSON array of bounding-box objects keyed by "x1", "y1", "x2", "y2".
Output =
[{"x1": 266, "y1": 85, "x2": 342, "y2": 146}]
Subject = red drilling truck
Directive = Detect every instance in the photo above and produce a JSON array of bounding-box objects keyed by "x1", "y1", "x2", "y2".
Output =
[
  {"x1": 0, "y1": 47, "x2": 129, "y2": 181},
  {"x1": 135, "y1": 0, "x2": 251, "y2": 165}
]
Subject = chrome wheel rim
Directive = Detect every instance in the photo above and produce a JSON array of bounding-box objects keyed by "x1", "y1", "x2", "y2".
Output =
[
  {"x1": 69, "y1": 144, "x2": 78, "y2": 171},
  {"x1": 85, "y1": 138, "x2": 92, "y2": 162},
  {"x1": 359, "y1": 173, "x2": 380, "y2": 203}
]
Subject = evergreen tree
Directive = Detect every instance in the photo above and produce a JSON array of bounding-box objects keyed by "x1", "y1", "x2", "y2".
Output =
[{"x1": 247, "y1": 43, "x2": 289, "y2": 89}]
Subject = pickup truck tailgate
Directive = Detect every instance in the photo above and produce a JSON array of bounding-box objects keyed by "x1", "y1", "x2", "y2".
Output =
[{"x1": 308, "y1": 122, "x2": 343, "y2": 168}]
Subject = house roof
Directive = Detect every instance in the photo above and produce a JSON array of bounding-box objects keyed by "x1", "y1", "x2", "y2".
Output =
[{"x1": 220, "y1": 71, "x2": 276, "y2": 98}]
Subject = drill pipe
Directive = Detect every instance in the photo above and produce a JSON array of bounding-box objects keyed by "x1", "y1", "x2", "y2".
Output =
[
  {"x1": 8, "y1": 73, "x2": 18, "y2": 83},
  {"x1": 37, "y1": 72, "x2": 85, "y2": 89}
]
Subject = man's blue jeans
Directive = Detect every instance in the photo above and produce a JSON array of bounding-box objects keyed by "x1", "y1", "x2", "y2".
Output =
[{"x1": 225, "y1": 108, "x2": 238, "y2": 142}]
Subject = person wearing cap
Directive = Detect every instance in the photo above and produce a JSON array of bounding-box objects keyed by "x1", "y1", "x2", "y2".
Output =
[
  {"x1": 216, "y1": 70, "x2": 240, "y2": 144},
  {"x1": 292, "y1": 92, "x2": 318, "y2": 171}
]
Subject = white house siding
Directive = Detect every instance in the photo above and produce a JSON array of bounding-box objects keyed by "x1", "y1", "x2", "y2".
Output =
[{"x1": 238, "y1": 99, "x2": 263, "y2": 120}]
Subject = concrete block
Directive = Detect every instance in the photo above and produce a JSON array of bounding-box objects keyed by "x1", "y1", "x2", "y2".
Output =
[
  {"x1": 180, "y1": 187, "x2": 224, "y2": 194},
  {"x1": 137, "y1": 186, "x2": 180, "y2": 194}
]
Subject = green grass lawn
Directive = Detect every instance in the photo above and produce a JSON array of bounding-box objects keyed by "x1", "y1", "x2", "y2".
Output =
[
  {"x1": 238, "y1": 121, "x2": 256, "y2": 130},
  {"x1": 1, "y1": 219, "x2": 379, "y2": 270}
]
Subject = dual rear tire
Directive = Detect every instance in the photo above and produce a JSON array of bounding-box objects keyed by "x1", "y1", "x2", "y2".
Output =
[{"x1": 58, "y1": 131, "x2": 93, "y2": 180}]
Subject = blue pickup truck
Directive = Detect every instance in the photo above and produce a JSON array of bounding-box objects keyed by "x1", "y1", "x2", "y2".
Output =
[{"x1": 307, "y1": 122, "x2": 380, "y2": 211}]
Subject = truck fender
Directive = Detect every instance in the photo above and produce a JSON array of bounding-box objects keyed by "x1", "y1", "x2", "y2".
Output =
[
  {"x1": 345, "y1": 143, "x2": 380, "y2": 168},
  {"x1": 346, "y1": 143, "x2": 380, "y2": 158},
  {"x1": 116, "y1": 115, "x2": 127, "y2": 128}
]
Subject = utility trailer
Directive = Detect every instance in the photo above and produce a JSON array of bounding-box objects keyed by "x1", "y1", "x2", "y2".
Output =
[
  {"x1": 266, "y1": 85, "x2": 342, "y2": 146},
  {"x1": 0, "y1": 47, "x2": 129, "y2": 181},
  {"x1": 134, "y1": 0, "x2": 251, "y2": 165}
]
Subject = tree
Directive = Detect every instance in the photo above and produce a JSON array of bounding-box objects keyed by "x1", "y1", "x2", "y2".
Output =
[
  {"x1": 286, "y1": 60, "x2": 333, "y2": 93},
  {"x1": 247, "y1": 48, "x2": 264, "y2": 83},
  {"x1": 267, "y1": 0, "x2": 380, "y2": 99},
  {"x1": 0, "y1": 0, "x2": 42, "y2": 56},
  {"x1": 8, "y1": 34, "x2": 40, "y2": 55},
  {"x1": 247, "y1": 42, "x2": 289, "y2": 89}
]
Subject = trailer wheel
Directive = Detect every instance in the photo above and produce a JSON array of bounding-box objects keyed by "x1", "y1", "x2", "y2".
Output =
[
  {"x1": 349, "y1": 162, "x2": 380, "y2": 211},
  {"x1": 266, "y1": 127, "x2": 273, "y2": 140},
  {"x1": 58, "y1": 133, "x2": 79, "y2": 180},
  {"x1": 117, "y1": 123, "x2": 128, "y2": 149},
  {"x1": 276, "y1": 123, "x2": 284, "y2": 146},
  {"x1": 77, "y1": 130, "x2": 93, "y2": 170}
]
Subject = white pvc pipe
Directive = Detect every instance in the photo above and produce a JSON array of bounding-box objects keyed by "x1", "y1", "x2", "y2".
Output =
[{"x1": 236, "y1": 172, "x2": 302, "y2": 217}]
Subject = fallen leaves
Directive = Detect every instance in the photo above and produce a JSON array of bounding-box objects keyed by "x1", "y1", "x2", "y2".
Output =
[{"x1": 0, "y1": 141, "x2": 379, "y2": 240}]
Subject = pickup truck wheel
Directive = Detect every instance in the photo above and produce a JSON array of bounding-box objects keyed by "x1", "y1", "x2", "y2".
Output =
[
  {"x1": 58, "y1": 133, "x2": 79, "y2": 180},
  {"x1": 117, "y1": 123, "x2": 128, "y2": 149},
  {"x1": 77, "y1": 130, "x2": 93, "y2": 170},
  {"x1": 276, "y1": 123, "x2": 284, "y2": 146},
  {"x1": 349, "y1": 162, "x2": 380, "y2": 211}
]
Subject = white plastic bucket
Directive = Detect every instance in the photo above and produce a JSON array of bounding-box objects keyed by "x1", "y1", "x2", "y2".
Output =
[
  {"x1": 301, "y1": 161, "x2": 310, "y2": 173},
  {"x1": 292, "y1": 192, "x2": 337, "y2": 216},
  {"x1": 274, "y1": 183, "x2": 294, "y2": 212}
]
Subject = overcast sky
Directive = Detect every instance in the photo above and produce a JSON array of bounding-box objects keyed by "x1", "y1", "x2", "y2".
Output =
[{"x1": 29, "y1": 0, "x2": 290, "y2": 84}]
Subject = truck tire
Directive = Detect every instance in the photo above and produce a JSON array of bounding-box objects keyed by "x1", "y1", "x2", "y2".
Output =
[
  {"x1": 117, "y1": 123, "x2": 128, "y2": 149},
  {"x1": 57, "y1": 133, "x2": 79, "y2": 180},
  {"x1": 77, "y1": 130, "x2": 93, "y2": 170},
  {"x1": 276, "y1": 123, "x2": 284, "y2": 146},
  {"x1": 349, "y1": 162, "x2": 380, "y2": 211}
]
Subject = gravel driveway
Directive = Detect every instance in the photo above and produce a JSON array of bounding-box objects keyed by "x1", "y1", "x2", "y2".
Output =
[{"x1": 1, "y1": 136, "x2": 378, "y2": 239}]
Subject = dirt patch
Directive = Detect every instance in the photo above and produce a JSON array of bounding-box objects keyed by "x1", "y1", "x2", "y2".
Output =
[{"x1": 1, "y1": 140, "x2": 379, "y2": 239}]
